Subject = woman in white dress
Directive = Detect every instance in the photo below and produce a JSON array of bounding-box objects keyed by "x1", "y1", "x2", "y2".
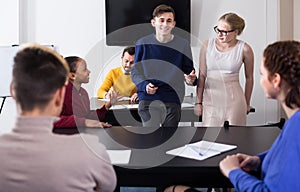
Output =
[{"x1": 194, "y1": 12, "x2": 254, "y2": 126}]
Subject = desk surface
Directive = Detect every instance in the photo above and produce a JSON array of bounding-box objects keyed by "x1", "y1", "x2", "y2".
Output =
[
  {"x1": 61, "y1": 126, "x2": 280, "y2": 188},
  {"x1": 91, "y1": 96, "x2": 255, "y2": 127},
  {"x1": 91, "y1": 96, "x2": 201, "y2": 126}
]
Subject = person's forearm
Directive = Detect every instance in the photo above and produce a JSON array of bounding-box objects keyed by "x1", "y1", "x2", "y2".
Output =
[
  {"x1": 244, "y1": 77, "x2": 253, "y2": 106},
  {"x1": 54, "y1": 115, "x2": 85, "y2": 128},
  {"x1": 196, "y1": 75, "x2": 205, "y2": 103},
  {"x1": 104, "y1": 102, "x2": 111, "y2": 110}
]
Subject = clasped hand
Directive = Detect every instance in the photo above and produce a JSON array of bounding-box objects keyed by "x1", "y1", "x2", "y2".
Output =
[
  {"x1": 184, "y1": 70, "x2": 196, "y2": 85},
  {"x1": 219, "y1": 153, "x2": 261, "y2": 178},
  {"x1": 146, "y1": 83, "x2": 158, "y2": 95}
]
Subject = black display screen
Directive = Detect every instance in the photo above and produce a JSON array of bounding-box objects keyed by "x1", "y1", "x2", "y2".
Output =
[{"x1": 105, "y1": 0, "x2": 191, "y2": 46}]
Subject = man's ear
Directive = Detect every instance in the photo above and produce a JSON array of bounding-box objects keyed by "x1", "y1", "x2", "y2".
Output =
[
  {"x1": 173, "y1": 20, "x2": 176, "y2": 27},
  {"x1": 151, "y1": 18, "x2": 155, "y2": 27},
  {"x1": 10, "y1": 82, "x2": 16, "y2": 99},
  {"x1": 57, "y1": 86, "x2": 66, "y2": 106},
  {"x1": 53, "y1": 86, "x2": 66, "y2": 115}
]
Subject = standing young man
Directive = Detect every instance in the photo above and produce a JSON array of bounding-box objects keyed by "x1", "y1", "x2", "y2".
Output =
[
  {"x1": 0, "y1": 44, "x2": 116, "y2": 191},
  {"x1": 131, "y1": 4, "x2": 197, "y2": 127}
]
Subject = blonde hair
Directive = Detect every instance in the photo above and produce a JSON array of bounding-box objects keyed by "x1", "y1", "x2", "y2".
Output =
[{"x1": 219, "y1": 13, "x2": 245, "y2": 35}]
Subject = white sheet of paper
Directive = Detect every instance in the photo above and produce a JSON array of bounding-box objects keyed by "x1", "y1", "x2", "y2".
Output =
[
  {"x1": 97, "y1": 98, "x2": 109, "y2": 102},
  {"x1": 181, "y1": 102, "x2": 194, "y2": 108},
  {"x1": 124, "y1": 104, "x2": 139, "y2": 109},
  {"x1": 166, "y1": 140, "x2": 237, "y2": 161},
  {"x1": 97, "y1": 96, "x2": 131, "y2": 102},
  {"x1": 178, "y1": 122, "x2": 192, "y2": 127},
  {"x1": 117, "y1": 96, "x2": 131, "y2": 101},
  {"x1": 106, "y1": 150, "x2": 131, "y2": 164},
  {"x1": 109, "y1": 104, "x2": 138, "y2": 110},
  {"x1": 109, "y1": 105, "x2": 127, "y2": 110},
  {"x1": 194, "y1": 122, "x2": 203, "y2": 127}
]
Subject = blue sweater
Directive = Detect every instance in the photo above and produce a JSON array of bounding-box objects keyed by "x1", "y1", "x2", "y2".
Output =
[
  {"x1": 229, "y1": 110, "x2": 300, "y2": 191},
  {"x1": 131, "y1": 34, "x2": 195, "y2": 104}
]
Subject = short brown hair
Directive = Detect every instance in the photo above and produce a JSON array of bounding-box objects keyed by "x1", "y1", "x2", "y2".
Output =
[
  {"x1": 12, "y1": 44, "x2": 69, "y2": 111},
  {"x1": 152, "y1": 4, "x2": 175, "y2": 19}
]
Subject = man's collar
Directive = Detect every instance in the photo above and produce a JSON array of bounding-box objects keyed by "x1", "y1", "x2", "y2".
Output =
[{"x1": 121, "y1": 66, "x2": 130, "y2": 75}]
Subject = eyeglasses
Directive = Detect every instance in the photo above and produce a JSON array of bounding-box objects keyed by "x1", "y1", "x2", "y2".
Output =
[{"x1": 213, "y1": 26, "x2": 235, "y2": 36}]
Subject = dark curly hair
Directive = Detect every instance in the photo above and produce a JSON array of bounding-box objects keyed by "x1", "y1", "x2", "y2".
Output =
[{"x1": 263, "y1": 40, "x2": 300, "y2": 108}]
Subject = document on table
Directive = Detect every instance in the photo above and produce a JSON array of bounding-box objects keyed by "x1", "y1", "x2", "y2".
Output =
[
  {"x1": 124, "y1": 104, "x2": 139, "y2": 109},
  {"x1": 106, "y1": 150, "x2": 131, "y2": 164},
  {"x1": 181, "y1": 102, "x2": 194, "y2": 108},
  {"x1": 98, "y1": 96, "x2": 131, "y2": 102},
  {"x1": 109, "y1": 105, "x2": 127, "y2": 110},
  {"x1": 166, "y1": 140, "x2": 237, "y2": 161},
  {"x1": 109, "y1": 104, "x2": 139, "y2": 110}
]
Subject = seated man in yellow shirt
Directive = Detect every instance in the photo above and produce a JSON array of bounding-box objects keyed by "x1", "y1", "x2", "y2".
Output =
[{"x1": 97, "y1": 46, "x2": 138, "y2": 102}]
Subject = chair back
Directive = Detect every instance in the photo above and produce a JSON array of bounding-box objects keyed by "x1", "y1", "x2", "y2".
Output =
[{"x1": 223, "y1": 118, "x2": 285, "y2": 129}]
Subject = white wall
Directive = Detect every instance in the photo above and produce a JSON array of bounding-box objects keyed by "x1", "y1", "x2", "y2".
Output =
[
  {"x1": 0, "y1": 0, "x2": 19, "y2": 134},
  {"x1": 0, "y1": 0, "x2": 19, "y2": 45},
  {"x1": 0, "y1": 0, "x2": 282, "y2": 131}
]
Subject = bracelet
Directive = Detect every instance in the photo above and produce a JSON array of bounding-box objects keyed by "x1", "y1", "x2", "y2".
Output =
[{"x1": 195, "y1": 102, "x2": 202, "y2": 105}]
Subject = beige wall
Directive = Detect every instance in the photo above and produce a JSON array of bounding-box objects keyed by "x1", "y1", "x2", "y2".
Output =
[
  {"x1": 279, "y1": 0, "x2": 300, "y2": 41},
  {"x1": 294, "y1": 0, "x2": 300, "y2": 40},
  {"x1": 279, "y1": 0, "x2": 293, "y2": 40},
  {"x1": 278, "y1": 0, "x2": 299, "y2": 119}
]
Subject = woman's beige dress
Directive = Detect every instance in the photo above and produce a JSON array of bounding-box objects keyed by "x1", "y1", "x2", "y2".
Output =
[{"x1": 202, "y1": 38, "x2": 247, "y2": 126}]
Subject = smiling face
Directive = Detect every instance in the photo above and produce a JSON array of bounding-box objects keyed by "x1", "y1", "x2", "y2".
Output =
[{"x1": 151, "y1": 12, "x2": 176, "y2": 36}]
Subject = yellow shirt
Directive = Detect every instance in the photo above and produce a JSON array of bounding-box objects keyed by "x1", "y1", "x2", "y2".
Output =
[{"x1": 97, "y1": 66, "x2": 137, "y2": 98}]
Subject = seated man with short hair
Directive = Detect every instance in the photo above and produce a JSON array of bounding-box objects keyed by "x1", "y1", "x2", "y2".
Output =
[
  {"x1": 97, "y1": 46, "x2": 138, "y2": 103},
  {"x1": 0, "y1": 44, "x2": 116, "y2": 191}
]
